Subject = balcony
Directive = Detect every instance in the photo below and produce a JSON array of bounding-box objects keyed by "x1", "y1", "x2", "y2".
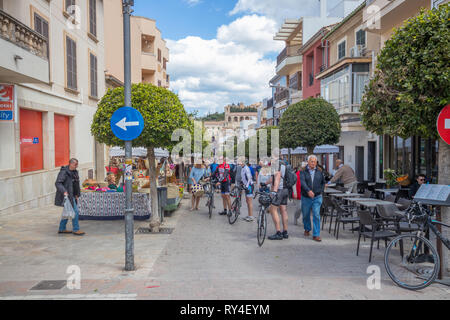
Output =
[
  {"x1": 336, "y1": 104, "x2": 365, "y2": 131},
  {"x1": 141, "y1": 52, "x2": 157, "y2": 71},
  {"x1": 276, "y1": 45, "x2": 302, "y2": 76},
  {"x1": 274, "y1": 88, "x2": 289, "y2": 105},
  {"x1": 0, "y1": 9, "x2": 49, "y2": 84}
]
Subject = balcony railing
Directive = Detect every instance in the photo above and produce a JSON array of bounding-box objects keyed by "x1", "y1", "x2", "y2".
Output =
[
  {"x1": 0, "y1": 9, "x2": 48, "y2": 59},
  {"x1": 276, "y1": 45, "x2": 302, "y2": 66},
  {"x1": 274, "y1": 88, "x2": 289, "y2": 104},
  {"x1": 289, "y1": 71, "x2": 302, "y2": 91}
]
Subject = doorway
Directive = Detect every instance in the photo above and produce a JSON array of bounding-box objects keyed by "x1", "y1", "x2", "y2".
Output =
[{"x1": 355, "y1": 146, "x2": 364, "y2": 182}]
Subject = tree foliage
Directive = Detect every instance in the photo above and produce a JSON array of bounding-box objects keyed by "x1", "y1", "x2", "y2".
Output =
[
  {"x1": 360, "y1": 5, "x2": 450, "y2": 139},
  {"x1": 91, "y1": 83, "x2": 192, "y2": 149},
  {"x1": 279, "y1": 98, "x2": 341, "y2": 153}
]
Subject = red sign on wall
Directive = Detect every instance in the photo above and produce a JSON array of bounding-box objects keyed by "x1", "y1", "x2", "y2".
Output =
[
  {"x1": 0, "y1": 84, "x2": 15, "y2": 122},
  {"x1": 437, "y1": 104, "x2": 450, "y2": 145}
]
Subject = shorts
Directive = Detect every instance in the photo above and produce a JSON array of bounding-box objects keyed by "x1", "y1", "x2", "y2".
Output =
[
  {"x1": 244, "y1": 184, "x2": 254, "y2": 197},
  {"x1": 220, "y1": 181, "x2": 231, "y2": 195},
  {"x1": 271, "y1": 188, "x2": 289, "y2": 207}
]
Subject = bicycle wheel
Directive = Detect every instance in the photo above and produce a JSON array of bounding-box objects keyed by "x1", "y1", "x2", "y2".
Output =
[
  {"x1": 257, "y1": 208, "x2": 267, "y2": 247},
  {"x1": 228, "y1": 198, "x2": 240, "y2": 225},
  {"x1": 384, "y1": 234, "x2": 440, "y2": 290},
  {"x1": 208, "y1": 194, "x2": 213, "y2": 219}
]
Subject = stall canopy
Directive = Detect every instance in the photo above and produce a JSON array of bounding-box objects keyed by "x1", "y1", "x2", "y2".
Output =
[
  {"x1": 109, "y1": 147, "x2": 169, "y2": 158},
  {"x1": 281, "y1": 145, "x2": 339, "y2": 155}
]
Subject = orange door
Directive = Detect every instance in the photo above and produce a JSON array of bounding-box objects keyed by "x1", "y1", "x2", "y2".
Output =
[
  {"x1": 20, "y1": 109, "x2": 43, "y2": 173},
  {"x1": 54, "y1": 114, "x2": 70, "y2": 167}
]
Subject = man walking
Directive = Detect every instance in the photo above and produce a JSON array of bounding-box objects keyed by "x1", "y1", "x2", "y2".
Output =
[
  {"x1": 328, "y1": 159, "x2": 357, "y2": 193},
  {"x1": 268, "y1": 156, "x2": 290, "y2": 240},
  {"x1": 55, "y1": 158, "x2": 85, "y2": 236},
  {"x1": 300, "y1": 155, "x2": 325, "y2": 242}
]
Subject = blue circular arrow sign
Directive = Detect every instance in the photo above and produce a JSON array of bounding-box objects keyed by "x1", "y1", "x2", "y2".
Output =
[{"x1": 110, "y1": 106, "x2": 144, "y2": 141}]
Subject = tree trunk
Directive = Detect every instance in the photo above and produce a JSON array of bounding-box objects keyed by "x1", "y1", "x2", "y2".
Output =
[
  {"x1": 306, "y1": 146, "x2": 315, "y2": 156},
  {"x1": 438, "y1": 138, "x2": 450, "y2": 278},
  {"x1": 147, "y1": 147, "x2": 160, "y2": 232}
]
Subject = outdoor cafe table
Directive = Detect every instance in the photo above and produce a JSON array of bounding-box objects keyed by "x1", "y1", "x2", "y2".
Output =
[
  {"x1": 323, "y1": 188, "x2": 342, "y2": 194},
  {"x1": 352, "y1": 200, "x2": 403, "y2": 209},
  {"x1": 332, "y1": 193, "x2": 362, "y2": 198}
]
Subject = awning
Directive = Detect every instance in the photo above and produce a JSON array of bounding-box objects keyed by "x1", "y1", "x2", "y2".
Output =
[
  {"x1": 274, "y1": 19, "x2": 303, "y2": 42},
  {"x1": 109, "y1": 147, "x2": 169, "y2": 158},
  {"x1": 281, "y1": 145, "x2": 339, "y2": 155}
]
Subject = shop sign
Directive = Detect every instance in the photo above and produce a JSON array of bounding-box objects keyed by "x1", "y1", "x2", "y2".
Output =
[{"x1": 0, "y1": 84, "x2": 16, "y2": 122}]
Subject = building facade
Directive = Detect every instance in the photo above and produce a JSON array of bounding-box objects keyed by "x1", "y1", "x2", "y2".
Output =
[
  {"x1": 104, "y1": 0, "x2": 169, "y2": 89},
  {"x1": 270, "y1": 0, "x2": 364, "y2": 125},
  {"x1": 0, "y1": 0, "x2": 108, "y2": 214}
]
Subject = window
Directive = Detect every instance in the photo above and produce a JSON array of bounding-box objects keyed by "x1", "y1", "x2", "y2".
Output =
[
  {"x1": 33, "y1": 13, "x2": 49, "y2": 57},
  {"x1": 20, "y1": 109, "x2": 43, "y2": 173},
  {"x1": 356, "y1": 29, "x2": 366, "y2": 47},
  {"x1": 88, "y1": 0, "x2": 97, "y2": 37},
  {"x1": 89, "y1": 53, "x2": 98, "y2": 97},
  {"x1": 66, "y1": 35, "x2": 77, "y2": 90},
  {"x1": 158, "y1": 80, "x2": 161, "y2": 87},
  {"x1": 157, "y1": 49, "x2": 162, "y2": 62},
  {"x1": 338, "y1": 41, "x2": 346, "y2": 60},
  {"x1": 163, "y1": 58, "x2": 167, "y2": 70},
  {"x1": 65, "y1": 0, "x2": 75, "y2": 12},
  {"x1": 54, "y1": 114, "x2": 70, "y2": 167}
]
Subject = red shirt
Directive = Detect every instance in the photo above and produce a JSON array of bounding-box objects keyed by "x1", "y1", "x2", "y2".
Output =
[{"x1": 217, "y1": 163, "x2": 231, "y2": 182}]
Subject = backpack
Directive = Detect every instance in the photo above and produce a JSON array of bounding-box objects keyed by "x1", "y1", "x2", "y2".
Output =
[
  {"x1": 249, "y1": 165, "x2": 256, "y2": 180},
  {"x1": 281, "y1": 163, "x2": 297, "y2": 190}
]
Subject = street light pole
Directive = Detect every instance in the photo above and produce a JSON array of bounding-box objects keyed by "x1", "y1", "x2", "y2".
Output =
[{"x1": 123, "y1": 0, "x2": 134, "y2": 271}]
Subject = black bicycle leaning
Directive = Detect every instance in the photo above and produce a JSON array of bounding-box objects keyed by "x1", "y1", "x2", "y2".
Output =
[
  {"x1": 228, "y1": 183, "x2": 246, "y2": 225},
  {"x1": 384, "y1": 202, "x2": 450, "y2": 290},
  {"x1": 201, "y1": 177, "x2": 217, "y2": 219},
  {"x1": 254, "y1": 184, "x2": 273, "y2": 247}
]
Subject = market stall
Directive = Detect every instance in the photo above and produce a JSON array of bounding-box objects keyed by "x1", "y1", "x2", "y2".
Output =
[{"x1": 78, "y1": 147, "x2": 185, "y2": 220}]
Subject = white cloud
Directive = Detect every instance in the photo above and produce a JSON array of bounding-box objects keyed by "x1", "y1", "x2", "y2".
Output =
[
  {"x1": 184, "y1": 0, "x2": 202, "y2": 7},
  {"x1": 230, "y1": 0, "x2": 344, "y2": 24},
  {"x1": 167, "y1": 15, "x2": 281, "y2": 115}
]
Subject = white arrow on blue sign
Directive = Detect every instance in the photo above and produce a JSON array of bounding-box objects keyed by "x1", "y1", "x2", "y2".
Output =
[{"x1": 110, "y1": 106, "x2": 144, "y2": 141}]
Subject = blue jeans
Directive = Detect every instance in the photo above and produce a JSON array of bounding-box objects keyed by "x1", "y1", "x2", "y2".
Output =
[
  {"x1": 59, "y1": 199, "x2": 80, "y2": 232},
  {"x1": 301, "y1": 195, "x2": 323, "y2": 237}
]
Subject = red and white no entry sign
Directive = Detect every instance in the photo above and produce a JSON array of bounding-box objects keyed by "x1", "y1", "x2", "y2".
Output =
[{"x1": 437, "y1": 104, "x2": 450, "y2": 145}]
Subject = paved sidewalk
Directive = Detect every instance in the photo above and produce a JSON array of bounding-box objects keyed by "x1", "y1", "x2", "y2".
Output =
[{"x1": 0, "y1": 195, "x2": 448, "y2": 299}]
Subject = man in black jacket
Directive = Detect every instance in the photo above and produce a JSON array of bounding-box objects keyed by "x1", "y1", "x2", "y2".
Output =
[
  {"x1": 300, "y1": 155, "x2": 325, "y2": 242},
  {"x1": 55, "y1": 158, "x2": 85, "y2": 236}
]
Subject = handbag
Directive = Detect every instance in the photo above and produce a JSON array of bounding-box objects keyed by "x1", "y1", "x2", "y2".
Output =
[
  {"x1": 191, "y1": 184, "x2": 204, "y2": 197},
  {"x1": 62, "y1": 196, "x2": 76, "y2": 219}
]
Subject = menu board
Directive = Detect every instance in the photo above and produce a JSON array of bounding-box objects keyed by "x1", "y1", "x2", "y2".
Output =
[{"x1": 414, "y1": 185, "x2": 450, "y2": 206}]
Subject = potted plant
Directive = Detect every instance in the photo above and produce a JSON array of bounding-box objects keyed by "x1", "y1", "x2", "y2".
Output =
[{"x1": 383, "y1": 169, "x2": 399, "y2": 188}]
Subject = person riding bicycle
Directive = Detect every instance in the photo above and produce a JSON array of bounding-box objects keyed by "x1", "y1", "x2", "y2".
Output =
[
  {"x1": 240, "y1": 158, "x2": 255, "y2": 222},
  {"x1": 213, "y1": 156, "x2": 232, "y2": 216}
]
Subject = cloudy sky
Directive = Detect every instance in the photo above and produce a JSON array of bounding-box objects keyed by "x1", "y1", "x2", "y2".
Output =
[{"x1": 134, "y1": 0, "x2": 342, "y2": 116}]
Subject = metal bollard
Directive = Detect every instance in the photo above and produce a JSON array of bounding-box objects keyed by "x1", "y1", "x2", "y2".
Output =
[{"x1": 157, "y1": 186, "x2": 168, "y2": 223}]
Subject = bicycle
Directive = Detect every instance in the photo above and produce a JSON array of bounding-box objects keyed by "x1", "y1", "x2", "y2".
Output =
[
  {"x1": 254, "y1": 184, "x2": 273, "y2": 247},
  {"x1": 201, "y1": 177, "x2": 217, "y2": 219},
  {"x1": 228, "y1": 183, "x2": 247, "y2": 225},
  {"x1": 384, "y1": 202, "x2": 450, "y2": 290}
]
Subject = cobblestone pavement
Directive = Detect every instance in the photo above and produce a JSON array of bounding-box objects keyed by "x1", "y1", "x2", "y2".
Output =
[{"x1": 0, "y1": 193, "x2": 448, "y2": 300}]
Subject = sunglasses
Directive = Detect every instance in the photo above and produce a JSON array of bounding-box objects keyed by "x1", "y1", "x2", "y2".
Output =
[{"x1": 418, "y1": 178, "x2": 425, "y2": 181}]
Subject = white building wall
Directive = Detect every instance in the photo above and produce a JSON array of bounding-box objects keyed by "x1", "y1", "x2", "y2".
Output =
[{"x1": 0, "y1": 0, "x2": 107, "y2": 215}]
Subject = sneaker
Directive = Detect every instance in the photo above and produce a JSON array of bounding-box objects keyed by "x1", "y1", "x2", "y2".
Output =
[
  {"x1": 244, "y1": 216, "x2": 254, "y2": 222},
  {"x1": 218, "y1": 210, "x2": 227, "y2": 216},
  {"x1": 72, "y1": 230, "x2": 86, "y2": 236},
  {"x1": 268, "y1": 231, "x2": 283, "y2": 240},
  {"x1": 282, "y1": 231, "x2": 289, "y2": 239},
  {"x1": 58, "y1": 230, "x2": 72, "y2": 234}
]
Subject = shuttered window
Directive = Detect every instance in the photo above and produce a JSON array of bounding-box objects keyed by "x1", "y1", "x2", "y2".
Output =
[
  {"x1": 66, "y1": 36, "x2": 77, "y2": 90},
  {"x1": 65, "y1": 0, "x2": 75, "y2": 12},
  {"x1": 34, "y1": 13, "x2": 49, "y2": 57},
  {"x1": 89, "y1": 0, "x2": 97, "y2": 37},
  {"x1": 90, "y1": 53, "x2": 98, "y2": 97}
]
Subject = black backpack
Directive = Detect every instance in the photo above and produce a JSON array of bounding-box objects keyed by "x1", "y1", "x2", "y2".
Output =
[{"x1": 281, "y1": 163, "x2": 297, "y2": 192}]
